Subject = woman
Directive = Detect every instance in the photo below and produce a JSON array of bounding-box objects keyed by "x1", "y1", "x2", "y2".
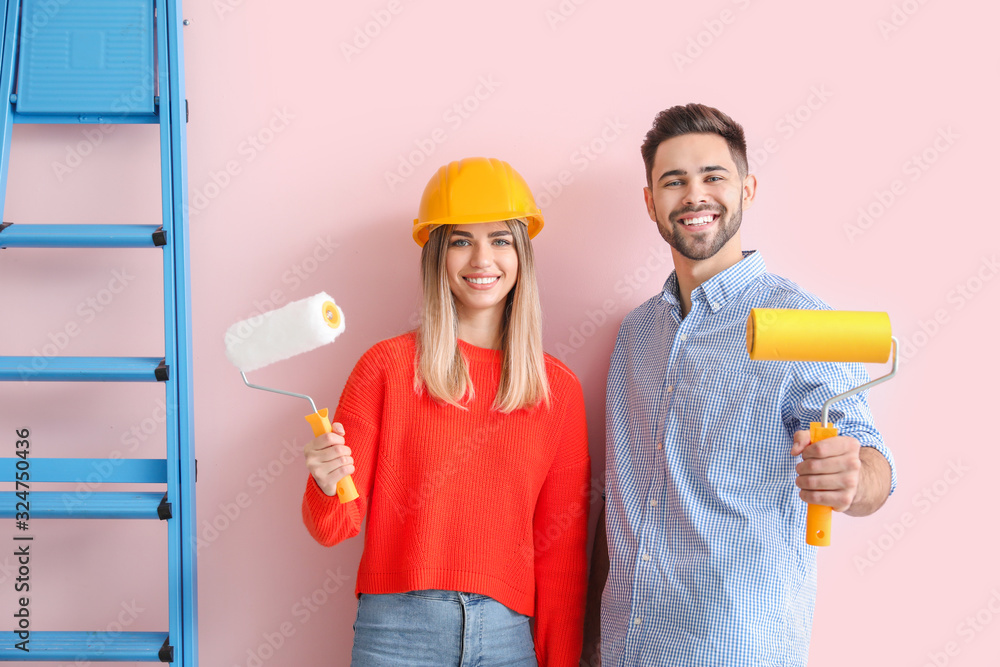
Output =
[{"x1": 301, "y1": 157, "x2": 590, "y2": 666}]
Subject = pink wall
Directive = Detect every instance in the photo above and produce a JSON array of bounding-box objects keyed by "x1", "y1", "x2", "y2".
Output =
[{"x1": 1, "y1": 0, "x2": 997, "y2": 664}]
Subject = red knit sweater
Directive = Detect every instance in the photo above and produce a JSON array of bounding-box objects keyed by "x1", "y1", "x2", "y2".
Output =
[{"x1": 302, "y1": 333, "x2": 590, "y2": 666}]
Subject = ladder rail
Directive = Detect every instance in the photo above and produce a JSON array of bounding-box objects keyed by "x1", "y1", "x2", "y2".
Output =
[
  {"x1": 156, "y1": 0, "x2": 198, "y2": 663},
  {"x1": 0, "y1": 0, "x2": 20, "y2": 222}
]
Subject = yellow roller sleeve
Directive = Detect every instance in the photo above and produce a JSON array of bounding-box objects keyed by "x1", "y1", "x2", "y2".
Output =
[
  {"x1": 746, "y1": 309, "x2": 892, "y2": 363},
  {"x1": 304, "y1": 408, "x2": 360, "y2": 504},
  {"x1": 805, "y1": 422, "x2": 840, "y2": 547}
]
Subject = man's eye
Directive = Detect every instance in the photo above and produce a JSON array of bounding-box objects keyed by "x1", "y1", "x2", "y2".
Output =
[{"x1": 706, "y1": 176, "x2": 723, "y2": 182}]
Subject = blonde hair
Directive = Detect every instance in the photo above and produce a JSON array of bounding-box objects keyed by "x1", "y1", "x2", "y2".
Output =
[{"x1": 415, "y1": 219, "x2": 550, "y2": 413}]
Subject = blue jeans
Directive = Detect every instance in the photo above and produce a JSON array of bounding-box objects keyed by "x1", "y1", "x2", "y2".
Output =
[{"x1": 351, "y1": 589, "x2": 538, "y2": 666}]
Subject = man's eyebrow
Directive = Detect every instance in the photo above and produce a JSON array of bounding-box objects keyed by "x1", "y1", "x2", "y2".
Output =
[{"x1": 656, "y1": 165, "x2": 730, "y2": 183}]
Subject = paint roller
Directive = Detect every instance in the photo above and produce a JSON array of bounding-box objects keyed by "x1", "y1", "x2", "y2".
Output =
[
  {"x1": 224, "y1": 292, "x2": 359, "y2": 503},
  {"x1": 746, "y1": 309, "x2": 898, "y2": 546}
]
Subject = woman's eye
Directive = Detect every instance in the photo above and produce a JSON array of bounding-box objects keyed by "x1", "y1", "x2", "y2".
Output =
[
  {"x1": 449, "y1": 239, "x2": 470, "y2": 247},
  {"x1": 493, "y1": 238, "x2": 511, "y2": 246}
]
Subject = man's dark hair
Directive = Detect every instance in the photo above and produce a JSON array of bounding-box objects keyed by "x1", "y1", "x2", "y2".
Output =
[{"x1": 641, "y1": 103, "x2": 748, "y2": 186}]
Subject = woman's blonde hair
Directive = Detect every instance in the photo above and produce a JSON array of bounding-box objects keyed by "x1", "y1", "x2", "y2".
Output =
[{"x1": 415, "y1": 219, "x2": 550, "y2": 413}]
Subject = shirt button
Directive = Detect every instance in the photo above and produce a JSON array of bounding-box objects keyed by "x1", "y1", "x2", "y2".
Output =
[
  {"x1": 656, "y1": 442, "x2": 663, "y2": 450},
  {"x1": 679, "y1": 333, "x2": 688, "y2": 341},
  {"x1": 634, "y1": 617, "x2": 642, "y2": 626},
  {"x1": 650, "y1": 499, "x2": 657, "y2": 507},
  {"x1": 642, "y1": 553, "x2": 650, "y2": 561},
  {"x1": 666, "y1": 385, "x2": 673, "y2": 393},
  {"x1": 711, "y1": 301, "x2": 720, "y2": 309}
]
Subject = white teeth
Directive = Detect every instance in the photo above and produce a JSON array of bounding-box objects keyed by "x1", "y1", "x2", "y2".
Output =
[
  {"x1": 681, "y1": 214, "x2": 715, "y2": 226},
  {"x1": 466, "y1": 277, "x2": 498, "y2": 285}
]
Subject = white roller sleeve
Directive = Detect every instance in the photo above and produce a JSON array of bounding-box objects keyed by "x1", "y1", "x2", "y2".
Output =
[{"x1": 224, "y1": 292, "x2": 345, "y2": 372}]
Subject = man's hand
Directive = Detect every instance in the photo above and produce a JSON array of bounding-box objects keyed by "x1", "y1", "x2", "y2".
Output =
[
  {"x1": 791, "y1": 431, "x2": 861, "y2": 512},
  {"x1": 791, "y1": 431, "x2": 892, "y2": 517}
]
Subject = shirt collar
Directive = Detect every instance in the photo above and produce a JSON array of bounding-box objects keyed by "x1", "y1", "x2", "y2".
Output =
[{"x1": 660, "y1": 250, "x2": 765, "y2": 314}]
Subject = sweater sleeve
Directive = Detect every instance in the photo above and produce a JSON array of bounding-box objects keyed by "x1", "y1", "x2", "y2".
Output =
[
  {"x1": 301, "y1": 344, "x2": 386, "y2": 546},
  {"x1": 533, "y1": 374, "x2": 591, "y2": 667}
]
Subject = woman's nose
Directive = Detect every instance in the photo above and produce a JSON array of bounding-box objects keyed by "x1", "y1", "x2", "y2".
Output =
[{"x1": 470, "y1": 242, "x2": 493, "y2": 267}]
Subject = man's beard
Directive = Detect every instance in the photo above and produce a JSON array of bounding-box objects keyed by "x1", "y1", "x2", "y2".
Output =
[{"x1": 656, "y1": 203, "x2": 742, "y2": 261}]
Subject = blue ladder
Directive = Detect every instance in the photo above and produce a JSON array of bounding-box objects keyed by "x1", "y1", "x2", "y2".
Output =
[{"x1": 0, "y1": 0, "x2": 196, "y2": 664}]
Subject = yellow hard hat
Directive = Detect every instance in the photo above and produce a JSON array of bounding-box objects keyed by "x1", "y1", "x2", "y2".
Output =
[{"x1": 412, "y1": 157, "x2": 544, "y2": 246}]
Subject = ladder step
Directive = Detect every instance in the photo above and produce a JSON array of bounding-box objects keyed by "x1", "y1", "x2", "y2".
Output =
[
  {"x1": 0, "y1": 223, "x2": 165, "y2": 248},
  {"x1": 0, "y1": 491, "x2": 166, "y2": 519},
  {"x1": 0, "y1": 631, "x2": 171, "y2": 661},
  {"x1": 0, "y1": 458, "x2": 167, "y2": 484},
  {"x1": 13, "y1": 111, "x2": 160, "y2": 125},
  {"x1": 0, "y1": 357, "x2": 167, "y2": 382}
]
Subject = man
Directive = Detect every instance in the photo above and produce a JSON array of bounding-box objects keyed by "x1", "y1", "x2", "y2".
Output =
[{"x1": 582, "y1": 104, "x2": 896, "y2": 666}]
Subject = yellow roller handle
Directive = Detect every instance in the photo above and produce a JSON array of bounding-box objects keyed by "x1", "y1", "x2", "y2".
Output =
[
  {"x1": 804, "y1": 422, "x2": 839, "y2": 547},
  {"x1": 304, "y1": 408, "x2": 359, "y2": 504}
]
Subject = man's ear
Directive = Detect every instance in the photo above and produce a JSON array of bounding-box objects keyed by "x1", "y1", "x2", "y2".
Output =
[
  {"x1": 643, "y1": 186, "x2": 657, "y2": 222},
  {"x1": 742, "y1": 173, "x2": 758, "y2": 210}
]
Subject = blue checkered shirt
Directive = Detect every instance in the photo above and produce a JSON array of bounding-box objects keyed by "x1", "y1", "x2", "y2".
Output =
[{"x1": 601, "y1": 251, "x2": 896, "y2": 666}]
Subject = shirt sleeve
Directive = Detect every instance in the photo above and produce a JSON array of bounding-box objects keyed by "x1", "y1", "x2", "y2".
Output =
[
  {"x1": 783, "y1": 359, "x2": 897, "y2": 494},
  {"x1": 533, "y1": 375, "x2": 591, "y2": 666},
  {"x1": 301, "y1": 346, "x2": 386, "y2": 546}
]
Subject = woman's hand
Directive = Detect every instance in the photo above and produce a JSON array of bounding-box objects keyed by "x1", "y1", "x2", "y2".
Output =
[{"x1": 303, "y1": 422, "x2": 355, "y2": 497}]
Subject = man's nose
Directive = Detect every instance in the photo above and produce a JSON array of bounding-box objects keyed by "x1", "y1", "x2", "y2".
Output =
[{"x1": 682, "y1": 181, "x2": 709, "y2": 206}]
